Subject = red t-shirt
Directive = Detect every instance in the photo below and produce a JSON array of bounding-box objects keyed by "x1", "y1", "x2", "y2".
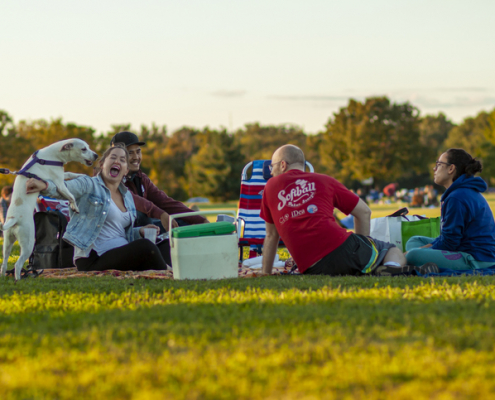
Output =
[{"x1": 260, "y1": 170, "x2": 359, "y2": 272}]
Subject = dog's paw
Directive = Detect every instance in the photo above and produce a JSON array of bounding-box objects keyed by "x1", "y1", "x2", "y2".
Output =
[{"x1": 70, "y1": 203, "x2": 80, "y2": 213}]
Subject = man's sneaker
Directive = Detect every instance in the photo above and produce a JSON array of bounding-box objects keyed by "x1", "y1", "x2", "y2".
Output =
[{"x1": 413, "y1": 263, "x2": 439, "y2": 275}]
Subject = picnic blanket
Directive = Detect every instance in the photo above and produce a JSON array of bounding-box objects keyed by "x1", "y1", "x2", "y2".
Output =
[
  {"x1": 416, "y1": 266, "x2": 495, "y2": 278},
  {"x1": 37, "y1": 259, "x2": 299, "y2": 280},
  {"x1": 23, "y1": 258, "x2": 495, "y2": 279}
]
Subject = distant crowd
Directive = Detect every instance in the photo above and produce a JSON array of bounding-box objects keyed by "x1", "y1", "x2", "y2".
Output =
[{"x1": 354, "y1": 184, "x2": 439, "y2": 208}]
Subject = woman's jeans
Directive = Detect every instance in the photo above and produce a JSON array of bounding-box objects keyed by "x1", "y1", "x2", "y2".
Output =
[{"x1": 405, "y1": 236, "x2": 495, "y2": 270}]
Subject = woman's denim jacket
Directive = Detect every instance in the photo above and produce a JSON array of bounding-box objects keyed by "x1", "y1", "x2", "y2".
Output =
[{"x1": 43, "y1": 174, "x2": 141, "y2": 259}]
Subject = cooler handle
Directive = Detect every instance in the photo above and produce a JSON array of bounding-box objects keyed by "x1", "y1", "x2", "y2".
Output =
[{"x1": 169, "y1": 210, "x2": 237, "y2": 248}]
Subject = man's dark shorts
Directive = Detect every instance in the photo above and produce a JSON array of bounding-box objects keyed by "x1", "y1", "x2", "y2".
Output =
[{"x1": 304, "y1": 234, "x2": 396, "y2": 276}]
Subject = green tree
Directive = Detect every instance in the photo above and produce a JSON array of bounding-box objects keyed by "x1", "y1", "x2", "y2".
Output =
[
  {"x1": 138, "y1": 123, "x2": 169, "y2": 183},
  {"x1": 320, "y1": 96, "x2": 424, "y2": 186},
  {"x1": 419, "y1": 113, "x2": 455, "y2": 161},
  {"x1": 481, "y1": 108, "x2": 495, "y2": 149},
  {"x1": 0, "y1": 110, "x2": 14, "y2": 135},
  {"x1": 0, "y1": 110, "x2": 17, "y2": 186},
  {"x1": 149, "y1": 127, "x2": 202, "y2": 199},
  {"x1": 186, "y1": 129, "x2": 244, "y2": 201},
  {"x1": 305, "y1": 133, "x2": 327, "y2": 174},
  {"x1": 444, "y1": 109, "x2": 495, "y2": 184},
  {"x1": 235, "y1": 123, "x2": 307, "y2": 164}
]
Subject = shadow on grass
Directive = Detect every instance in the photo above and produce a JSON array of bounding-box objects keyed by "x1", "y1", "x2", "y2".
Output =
[
  {"x1": 2, "y1": 274, "x2": 495, "y2": 296},
  {"x1": 1, "y1": 295, "x2": 494, "y2": 354}
]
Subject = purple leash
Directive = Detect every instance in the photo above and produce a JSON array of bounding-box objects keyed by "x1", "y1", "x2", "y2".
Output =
[{"x1": 0, "y1": 151, "x2": 64, "y2": 181}]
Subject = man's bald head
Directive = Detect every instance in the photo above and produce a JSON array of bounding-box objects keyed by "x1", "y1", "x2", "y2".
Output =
[
  {"x1": 274, "y1": 145, "x2": 305, "y2": 167},
  {"x1": 270, "y1": 145, "x2": 305, "y2": 176}
]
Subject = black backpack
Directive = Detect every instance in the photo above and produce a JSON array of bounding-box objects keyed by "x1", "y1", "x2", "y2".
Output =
[{"x1": 29, "y1": 210, "x2": 75, "y2": 270}]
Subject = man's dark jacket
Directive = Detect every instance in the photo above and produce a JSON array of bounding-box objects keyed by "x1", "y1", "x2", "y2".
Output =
[{"x1": 127, "y1": 170, "x2": 207, "y2": 225}]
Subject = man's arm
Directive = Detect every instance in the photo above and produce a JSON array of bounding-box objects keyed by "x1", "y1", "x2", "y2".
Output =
[
  {"x1": 350, "y1": 198, "x2": 372, "y2": 236},
  {"x1": 262, "y1": 222, "x2": 280, "y2": 275},
  {"x1": 132, "y1": 193, "x2": 164, "y2": 219},
  {"x1": 132, "y1": 194, "x2": 179, "y2": 230},
  {"x1": 141, "y1": 174, "x2": 208, "y2": 224}
]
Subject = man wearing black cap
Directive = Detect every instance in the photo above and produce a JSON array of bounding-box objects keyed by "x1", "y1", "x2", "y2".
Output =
[{"x1": 111, "y1": 131, "x2": 208, "y2": 231}]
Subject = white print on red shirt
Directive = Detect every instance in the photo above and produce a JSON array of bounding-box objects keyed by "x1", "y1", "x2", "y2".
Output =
[
  {"x1": 277, "y1": 179, "x2": 316, "y2": 210},
  {"x1": 279, "y1": 213, "x2": 289, "y2": 224},
  {"x1": 291, "y1": 209, "x2": 305, "y2": 218}
]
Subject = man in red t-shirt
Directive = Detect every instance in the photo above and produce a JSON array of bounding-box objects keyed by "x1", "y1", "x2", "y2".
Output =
[{"x1": 260, "y1": 145, "x2": 410, "y2": 276}]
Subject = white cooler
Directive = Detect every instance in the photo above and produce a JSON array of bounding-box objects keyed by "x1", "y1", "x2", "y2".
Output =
[{"x1": 169, "y1": 210, "x2": 239, "y2": 280}]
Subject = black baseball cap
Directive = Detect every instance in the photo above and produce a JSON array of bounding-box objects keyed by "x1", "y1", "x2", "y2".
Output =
[{"x1": 110, "y1": 131, "x2": 146, "y2": 147}]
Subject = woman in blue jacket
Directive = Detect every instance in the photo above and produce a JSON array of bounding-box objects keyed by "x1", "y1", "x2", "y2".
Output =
[
  {"x1": 26, "y1": 144, "x2": 171, "y2": 272},
  {"x1": 406, "y1": 148, "x2": 495, "y2": 270}
]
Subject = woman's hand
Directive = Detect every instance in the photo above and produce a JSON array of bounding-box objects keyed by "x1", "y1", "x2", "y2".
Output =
[
  {"x1": 139, "y1": 224, "x2": 160, "y2": 238},
  {"x1": 26, "y1": 178, "x2": 48, "y2": 194}
]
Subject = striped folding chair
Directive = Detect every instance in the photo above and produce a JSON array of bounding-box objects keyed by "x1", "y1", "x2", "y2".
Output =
[{"x1": 237, "y1": 159, "x2": 314, "y2": 261}]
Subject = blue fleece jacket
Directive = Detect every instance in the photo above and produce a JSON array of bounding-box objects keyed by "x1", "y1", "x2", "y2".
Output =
[{"x1": 431, "y1": 174, "x2": 495, "y2": 261}]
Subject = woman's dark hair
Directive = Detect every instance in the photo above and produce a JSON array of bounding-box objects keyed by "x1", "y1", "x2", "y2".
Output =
[{"x1": 445, "y1": 148, "x2": 483, "y2": 181}]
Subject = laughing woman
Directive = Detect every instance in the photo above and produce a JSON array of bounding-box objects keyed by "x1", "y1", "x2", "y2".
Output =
[
  {"x1": 405, "y1": 148, "x2": 495, "y2": 270},
  {"x1": 25, "y1": 144, "x2": 171, "y2": 272}
]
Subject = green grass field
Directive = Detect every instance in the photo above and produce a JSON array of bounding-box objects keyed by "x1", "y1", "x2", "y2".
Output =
[{"x1": 2, "y1": 199, "x2": 495, "y2": 399}]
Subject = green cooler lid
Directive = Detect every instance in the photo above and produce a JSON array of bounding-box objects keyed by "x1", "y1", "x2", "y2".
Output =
[{"x1": 171, "y1": 221, "x2": 236, "y2": 238}]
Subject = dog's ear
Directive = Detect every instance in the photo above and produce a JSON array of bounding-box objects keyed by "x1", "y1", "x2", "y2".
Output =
[{"x1": 61, "y1": 143, "x2": 74, "y2": 152}]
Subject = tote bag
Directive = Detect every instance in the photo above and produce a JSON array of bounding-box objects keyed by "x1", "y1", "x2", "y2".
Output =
[
  {"x1": 370, "y1": 208, "x2": 440, "y2": 251},
  {"x1": 401, "y1": 217, "x2": 440, "y2": 251}
]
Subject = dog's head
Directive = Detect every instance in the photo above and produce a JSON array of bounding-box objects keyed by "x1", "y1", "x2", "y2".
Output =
[{"x1": 59, "y1": 139, "x2": 99, "y2": 166}]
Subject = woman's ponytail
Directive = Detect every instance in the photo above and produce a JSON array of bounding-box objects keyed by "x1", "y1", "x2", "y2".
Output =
[
  {"x1": 445, "y1": 148, "x2": 482, "y2": 181},
  {"x1": 465, "y1": 158, "x2": 483, "y2": 176}
]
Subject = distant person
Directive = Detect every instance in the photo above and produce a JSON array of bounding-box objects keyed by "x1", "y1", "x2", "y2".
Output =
[
  {"x1": 424, "y1": 185, "x2": 439, "y2": 207},
  {"x1": 110, "y1": 131, "x2": 208, "y2": 232},
  {"x1": 409, "y1": 187, "x2": 424, "y2": 208},
  {"x1": 383, "y1": 182, "x2": 399, "y2": 199},
  {"x1": 0, "y1": 185, "x2": 13, "y2": 221},
  {"x1": 406, "y1": 149, "x2": 495, "y2": 270},
  {"x1": 259, "y1": 145, "x2": 438, "y2": 276},
  {"x1": 0, "y1": 186, "x2": 13, "y2": 236},
  {"x1": 368, "y1": 186, "x2": 380, "y2": 203},
  {"x1": 356, "y1": 188, "x2": 368, "y2": 205}
]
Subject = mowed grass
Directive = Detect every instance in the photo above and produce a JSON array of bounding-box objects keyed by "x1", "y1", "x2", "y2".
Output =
[
  {"x1": 1, "y1": 275, "x2": 495, "y2": 399},
  {"x1": 2, "y1": 196, "x2": 495, "y2": 399}
]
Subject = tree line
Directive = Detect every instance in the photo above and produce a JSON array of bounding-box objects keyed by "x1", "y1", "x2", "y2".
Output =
[{"x1": 1, "y1": 96, "x2": 495, "y2": 201}]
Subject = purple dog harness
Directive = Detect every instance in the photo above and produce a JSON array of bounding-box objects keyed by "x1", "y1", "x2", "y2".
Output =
[{"x1": 1, "y1": 150, "x2": 64, "y2": 181}]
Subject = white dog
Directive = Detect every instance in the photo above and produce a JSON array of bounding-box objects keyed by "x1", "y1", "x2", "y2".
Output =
[{"x1": 0, "y1": 139, "x2": 98, "y2": 281}]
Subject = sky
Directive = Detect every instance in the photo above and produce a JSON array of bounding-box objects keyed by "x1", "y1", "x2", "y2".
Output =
[{"x1": 1, "y1": 0, "x2": 494, "y2": 136}]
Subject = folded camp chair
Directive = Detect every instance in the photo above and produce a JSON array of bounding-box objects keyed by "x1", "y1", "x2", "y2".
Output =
[{"x1": 237, "y1": 159, "x2": 314, "y2": 261}]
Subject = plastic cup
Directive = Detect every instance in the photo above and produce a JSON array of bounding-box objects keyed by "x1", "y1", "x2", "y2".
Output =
[{"x1": 143, "y1": 228, "x2": 157, "y2": 243}]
